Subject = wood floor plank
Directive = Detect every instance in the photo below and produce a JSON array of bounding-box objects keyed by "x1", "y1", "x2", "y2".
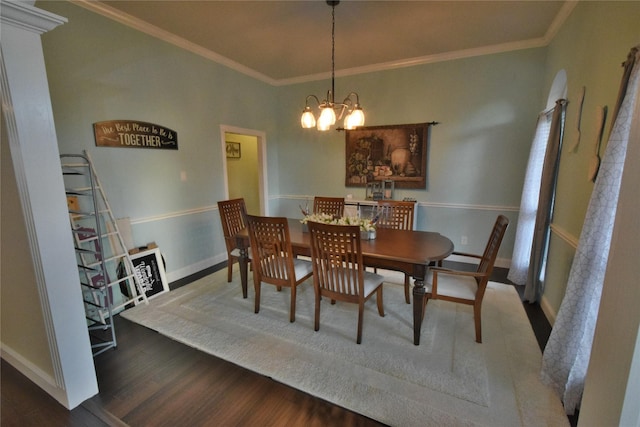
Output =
[{"x1": 0, "y1": 360, "x2": 110, "y2": 427}]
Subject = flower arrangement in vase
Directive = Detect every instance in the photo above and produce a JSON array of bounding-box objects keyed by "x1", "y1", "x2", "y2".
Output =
[{"x1": 300, "y1": 213, "x2": 377, "y2": 240}]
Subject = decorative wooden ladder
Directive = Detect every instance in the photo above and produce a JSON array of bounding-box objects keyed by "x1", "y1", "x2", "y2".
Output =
[{"x1": 60, "y1": 150, "x2": 148, "y2": 357}]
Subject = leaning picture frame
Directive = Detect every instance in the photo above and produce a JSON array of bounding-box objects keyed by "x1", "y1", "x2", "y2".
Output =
[
  {"x1": 345, "y1": 122, "x2": 433, "y2": 189},
  {"x1": 129, "y1": 248, "x2": 169, "y2": 300},
  {"x1": 226, "y1": 141, "x2": 241, "y2": 158}
]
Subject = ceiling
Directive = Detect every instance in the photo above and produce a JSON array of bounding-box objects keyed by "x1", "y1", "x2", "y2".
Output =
[{"x1": 83, "y1": 1, "x2": 572, "y2": 85}]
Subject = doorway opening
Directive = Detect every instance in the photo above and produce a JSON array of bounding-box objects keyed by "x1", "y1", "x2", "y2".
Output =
[{"x1": 220, "y1": 125, "x2": 268, "y2": 215}]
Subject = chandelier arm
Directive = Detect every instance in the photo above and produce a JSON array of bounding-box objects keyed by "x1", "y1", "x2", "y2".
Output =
[
  {"x1": 344, "y1": 92, "x2": 360, "y2": 105},
  {"x1": 334, "y1": 104, "x2": 348, "y2": 121},
  {"x1": 305, "y1": 94, "x2": 321, "y2": 108}
]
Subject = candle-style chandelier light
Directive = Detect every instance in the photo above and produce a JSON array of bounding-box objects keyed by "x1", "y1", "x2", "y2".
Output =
[{"x1": 300, "y1": 0, "x2": 364, "y2": 131}]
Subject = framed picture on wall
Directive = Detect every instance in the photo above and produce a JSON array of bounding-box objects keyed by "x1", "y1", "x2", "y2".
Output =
[
  {"x1": 345, "y1": 122, "x2": 434, "y2": 189},
  {"x1": 226, "y1": 141, "x2": 241, "y2": 158}
]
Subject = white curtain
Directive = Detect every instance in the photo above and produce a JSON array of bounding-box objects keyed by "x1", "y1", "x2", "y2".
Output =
[
  {"x1": 541, "y1": 46, "x2": 639, "y2": 414},
  {"x1": 524, "y1": 102, "x2": 566, "y2": 302},
  {"x1": 507, "y1": 111, "x2": 553, "y2": 285}
]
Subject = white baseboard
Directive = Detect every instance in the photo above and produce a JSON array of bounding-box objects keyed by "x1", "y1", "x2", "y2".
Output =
[
  {"x1": 165, "y1": 254, "x2": 227, "y2": 283},
  {"x1": 1, "y1": 344, "x2": 72, "y2": 409}
]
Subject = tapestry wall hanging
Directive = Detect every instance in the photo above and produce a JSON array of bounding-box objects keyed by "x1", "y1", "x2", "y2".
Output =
[{"x1": 345, "y1": 122, "x2": 436, "y2": 189}]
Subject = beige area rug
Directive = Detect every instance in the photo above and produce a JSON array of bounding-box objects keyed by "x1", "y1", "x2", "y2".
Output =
[{"x1": 120, "y1": 267, "x2": 568, "y2": 427}]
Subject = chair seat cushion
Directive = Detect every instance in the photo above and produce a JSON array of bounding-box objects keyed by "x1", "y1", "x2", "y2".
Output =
[
  {"x1": 230, "y1": 247, "x2": 252, "y2": 259},
  {"x1": 363, "y1": 271, "x2": 384, "y2": 296},
  {"x1": 293, "y1": 258, "x2": 314, "y2": 281},
  {"x1": 322, "y1": 269, "x2": 383, "y2": 296},
  {"x1": 426, "y1": 272, "x2": 477, "y2": 300}
]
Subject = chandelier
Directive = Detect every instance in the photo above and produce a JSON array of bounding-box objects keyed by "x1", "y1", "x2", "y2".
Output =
[{"x1": 300, "y1": 0, "x2": 364, "y2": 131}]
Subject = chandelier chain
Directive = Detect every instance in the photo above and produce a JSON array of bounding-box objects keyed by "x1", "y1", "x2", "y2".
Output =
[{"x1": 331, "y1": 2, "x2": 335, "y2": 102}]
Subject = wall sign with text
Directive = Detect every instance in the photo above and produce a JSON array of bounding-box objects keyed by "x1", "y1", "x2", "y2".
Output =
[
  {"x1": 129, "y1": 248, "x2": 169, "y2": 300},
  {"x1": 93, "y1": 120, "x2": 178, "y2": 150}
]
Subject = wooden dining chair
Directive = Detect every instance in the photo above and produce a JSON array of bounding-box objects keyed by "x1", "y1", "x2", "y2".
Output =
[
  {"x1": 376, "y1": 200, "x2": 415, "y2": 231},
  {"x1": 313, "y1": 196, "x2": 345, "y2": 217},
  {"x1": 376, "y1": 200, "x2": 416, "y2": 304},
  {"x1": 217, "y1": 198, "x2": 249, "y2": 283},
  {"x1": 424, "y1": 215, "x2": 509, "y2": 343},
  {"x1": 308, "y1": 221, "x2": 385, "y2": 344},
  {"x1": 246, "y1": 215, "x2": 314, "y2": 323}
]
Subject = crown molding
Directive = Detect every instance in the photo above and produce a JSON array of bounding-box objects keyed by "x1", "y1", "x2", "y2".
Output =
[
  {"x1": 543, "y1": 0, "x2": 579, "y2": 44},
  {"x1": 278, "y1": 38, "x2": 549, "y2": 86},
  {"x1": 71, "y1": 0, "x2": 279, "y2": 86},
  {"x1": 1, "y1": 0, "x2": 67, "y2": 34},
  {"x1": 71, "y1": 0, "x2": 577, "y2": 88}
]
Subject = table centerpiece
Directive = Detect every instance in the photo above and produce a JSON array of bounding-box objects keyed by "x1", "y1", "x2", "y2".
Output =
[{"x1": 300, "y1": 213, "x2": 377, "y2": 240}]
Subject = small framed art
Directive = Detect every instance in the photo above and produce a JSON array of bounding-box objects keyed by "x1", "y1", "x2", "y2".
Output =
[{"x1": 226, "y1": 141, "x2": 241, "y2": 158}]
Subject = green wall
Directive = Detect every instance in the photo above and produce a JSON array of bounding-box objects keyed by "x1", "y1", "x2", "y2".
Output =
[
  {"x1": 38, "y1": 1, "x2": 277, "y2": 279},
  {"x1": 272, "y1": 48, "x2": 546, "y2": 261},
  {"x1": 37, "y1": 1, "x2": 640, "y2": 322},
  {"x1": 539, "y1": 1, "x2": 640, "y2": 318},
  {"x1": 275, "y1": 49, "x2": 545, "y2": 204}
]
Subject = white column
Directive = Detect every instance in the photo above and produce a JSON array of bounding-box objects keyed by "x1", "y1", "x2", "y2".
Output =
[{"x1": 1, "y1": 1, "x2": 98, "y2": 409}]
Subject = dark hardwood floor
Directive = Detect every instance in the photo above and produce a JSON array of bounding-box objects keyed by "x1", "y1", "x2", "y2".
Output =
[{"x1": 2, "y1": 263, "x2": 574, "y2": 427}]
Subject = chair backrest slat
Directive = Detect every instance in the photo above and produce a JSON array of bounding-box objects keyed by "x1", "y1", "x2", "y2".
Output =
[
  {"x1": 313, "y1": 196, "x2": 345, "y2": 217},
  {"x1": 477, "y1": 215, "x2": 510, "y2": 280},
  {"x1": 309, "y1": 222, "x2": 363, "y2": 297},
  {"x1": 246, "y1": 215, "x2": 295, "y2": 285},
  {"x1": 427, "y1": 214, "x2": 509, "y2": 343},
  {"x1": 376, "y1": 200, "x2": 415, "y2": 230},
  {"x1": 217, "y1": 198, "x2": 248, "y2": 252}
]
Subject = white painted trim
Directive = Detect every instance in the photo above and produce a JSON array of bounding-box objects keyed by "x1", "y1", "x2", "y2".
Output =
[
  {"x1": 1, "y1": 11, "x2": 66, "y2": 396},
  {"x1": 550, "y1": 223, "x2": 579, "y2": 248},
  {"x1": 1, "y1": 345, "x2": 68, "y2": 407},
  {"x1": 277, "y1": 195, "x2": 519, "y2": 213},
  {"x1": 220, "y1": 125, "x2": 269, "y2": 216},
  {"x1": 1, "y1": 4, "x2": 98, "y2": 408},
  {"x1": 0, "y1": 0, "x2": 67, "y2": 34},
  {"x1": 543, "y1": 1, "x2": 578, "y2": 45},
  {"x1": 165, "y1": 254, "x2": 227, "y2": 284},
  {"x1": 126, "y1": 197, "x2": 518, "y2": 228},
  {"x1": 71, "y1": 0, "x2": 277, "y2": 85},
  {"x1": 540, "y1": 294, "x2": 557, "y2": 326},
  {"x1": 280, "y1": 38, "x2": 548, "y2": 86},
  {"x1": 129, "y1": 205, "x2": 217, "y2": 225},
  {"x1": 417, "y1": 201, "x2": 520, "y2": 212}
]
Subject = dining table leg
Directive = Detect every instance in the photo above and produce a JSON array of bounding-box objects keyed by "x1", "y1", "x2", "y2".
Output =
[
  {"x1": 411, "y1": 263, "x2": 430, "y2": 345},
  {"x1": 235, "y1": 238, "x2": 250, "y2": 299},
  {"x1": 412, "y1": 278, "x2": 426, "y2": 345}
]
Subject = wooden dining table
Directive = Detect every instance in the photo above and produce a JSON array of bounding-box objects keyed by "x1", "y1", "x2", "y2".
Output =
[{"x1": 235, "y1": 219, "x2": 454, "y2": 345}]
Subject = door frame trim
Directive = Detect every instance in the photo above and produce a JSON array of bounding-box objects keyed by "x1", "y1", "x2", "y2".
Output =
[{"x1": 219, "y1": 125, "x2": 268, "y2": 215}]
